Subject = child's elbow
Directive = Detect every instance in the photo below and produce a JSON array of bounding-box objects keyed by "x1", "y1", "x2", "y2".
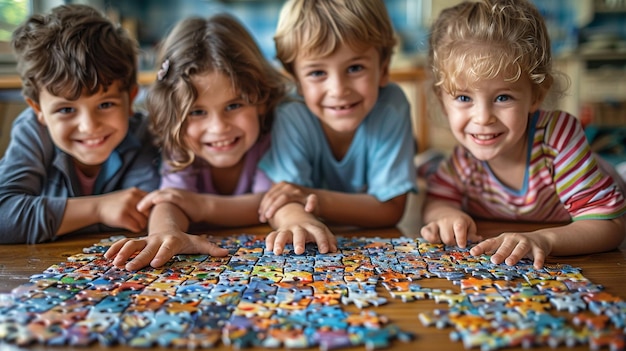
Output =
[{"x1": 384, "y1": 195, "x2": 408, "y2": 226}]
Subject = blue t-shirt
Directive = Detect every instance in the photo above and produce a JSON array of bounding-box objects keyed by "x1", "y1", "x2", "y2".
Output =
[{"x1": 259, "y1": 83, "x2": 417, "y2": 202}]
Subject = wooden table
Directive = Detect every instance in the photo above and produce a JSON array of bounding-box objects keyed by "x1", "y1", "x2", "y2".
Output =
[{"x1": 1, "y1": 220, "x2": 624, "y2": 351}]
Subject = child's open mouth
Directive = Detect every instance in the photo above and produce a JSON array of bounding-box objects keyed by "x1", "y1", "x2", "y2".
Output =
[
  {"x1": 79, "y1": 136, "x2": 107, "y2": 147},
  {"x1": 208, "y1": 137, "x2": 238, "y2": 148},
  {"x1": 331, "y1": 103, "x2": 357, "y2": 110},
  {"x1": 471, "y1": 133, "x2": 501, "y2": 141}
]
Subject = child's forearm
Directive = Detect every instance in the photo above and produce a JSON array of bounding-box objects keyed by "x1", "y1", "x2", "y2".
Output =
[
  {"x1": 57, "y1": 197, "x2": 100, "y2": 235},
  {"x1": 147, "y1": 202, "x2": 189, "y2": 235},
  {"x1": 268, "y1": 202, "x2": 317, "y2": 229},
  {"x1": 311, "y1": 189, "x2": 407, "y2": 227},
  {"x1": 533, "y1": 216, "x2": 625, "y2": 256},
  {"x1": 197, "y1": 193, "x2": 264, "y2": 227}
]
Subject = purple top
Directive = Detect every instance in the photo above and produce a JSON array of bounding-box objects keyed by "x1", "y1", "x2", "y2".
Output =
[{"x1": 160, "y1": 133, "x2": 272, "y2": 195}]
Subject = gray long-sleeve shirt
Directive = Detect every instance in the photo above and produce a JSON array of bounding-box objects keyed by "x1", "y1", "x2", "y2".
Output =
[{"x1": 0, "y1": 108, "x2": 160, "y2": 244}]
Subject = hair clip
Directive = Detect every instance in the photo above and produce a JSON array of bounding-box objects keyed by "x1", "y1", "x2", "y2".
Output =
[{"x1": 157, "y1": 59, "x2": 170, "y2": 81}]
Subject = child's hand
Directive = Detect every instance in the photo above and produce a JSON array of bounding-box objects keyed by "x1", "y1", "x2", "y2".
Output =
[
  {"x1": 470, "y1": 232, "x2": 551, "y2": 270},
  {"x1": 104, "y1": 230, "x2": 229, "y2": 271},
  {"x1": 265, "y1": 218, "x2": 337, "y2": 255},
  {"x1": 420, "y1": 212, "x2": 482, "y2": 248},
  {"x1": 137, "y1": 188, "x2": 205, "y2": 222},
  {"x1": 96, "y1": 187, "x2": 150, "y2": 232},
  {"x1": 259, "y1": 181, "x2": 318, "y2": 222}
]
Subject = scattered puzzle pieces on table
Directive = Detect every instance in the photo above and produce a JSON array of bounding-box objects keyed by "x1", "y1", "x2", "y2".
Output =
[{"x1": 0, "y1": 235, "x2": 624, "y2": 350}]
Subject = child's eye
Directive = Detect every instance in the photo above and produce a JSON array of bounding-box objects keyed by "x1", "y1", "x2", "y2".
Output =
[
  {"x1": 188, "y1": 109, "x2": 206, "y2": 118},
  {"x1": 455, "y1": 95, "x2": 471, "y2": 103},
  {"x1": 225, "y1": 103, "x2": 243, "y2": 112},
  {"x1": 307, "y1": 70, "x2": 325, "y2": 78},
  {"x1": 495, "y1": 95, "x2": 511, "y2": 102},
  {"x1": 57, "y1": 107, "x2": 75, "y2": 114},
  {"x1": 347, "y1": 64, "x2": 364, "y2": 73},
  {"x1": 99, "y1": 102, "x2": 114, "y2": 109}
]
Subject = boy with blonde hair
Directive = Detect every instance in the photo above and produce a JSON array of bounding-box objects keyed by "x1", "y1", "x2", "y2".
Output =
[
  {"x1": 0, "y1": 4, "x2": 160, "y2": 243},
  {"x1": 259, "y1": 0, "x2": 417, "y2": 255}
]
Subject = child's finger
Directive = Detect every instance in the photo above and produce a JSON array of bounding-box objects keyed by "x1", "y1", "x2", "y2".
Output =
[
  {"x1": 292, "y1": 229, "x2": 308, "y2": 254},
  {"x1": 328, "y1": 233, "x2": 338, "y2": 253},
  {"x1": 470, "y1": 237, "x2": 497, "y2": 257},
  {"x1": 258, "y1": 189, "x2": 279, "y2": 215},
  {"x1": 123, "y1": 215, "x2": 144, "y2": 233},
  {"x1": 439, "y1": 225, "x2": 457, "y2": 247},
  {"x1": 531, "y1": 246, "x2": 546, "y2": 270},
  {"x1": 489, "y1": 239, "x2": 519, "y2": 265},
  {"x1": 420, "y1": 223, "x2": 439, "y2": 243},
  {"x1": 136, "y1": 191, "x2": 159, "y2": 212},
  {"x1": 112, "y1": 240, "x2": 148, "y2": 268},
  {"x1": 502, "y1": 240, "x2": 532, "y2": 266},
  {"x1": 304, "y1": 194, "x2": 318, "y2": 213},
  {"x1": 265, "y1": 231, "x2": 278, "y2": 252},
  {"x1": 148, "y1": 244, "x2": 176, "y2": 269},
  {"x1": 453, "y1": 221, "x2": 469, "y2": 248},
  {"x1": 272, "y1": 231, "x2": 293, "y2": 255},
  {"x1": 124, "y1": 210, "x2": 148, "y2": 233},
  {"x1": 313, "y1": 231, "x2": 333, "y2": 254},
  {"x1": 193, "y1": 237, "x2": 229, "y2": 257},
  {"x1": 259, "y1": 196, "x2": 281, "y2": 222},
  {"x1": 104, "y1": 238, "x2": 130, "y2": 259}
]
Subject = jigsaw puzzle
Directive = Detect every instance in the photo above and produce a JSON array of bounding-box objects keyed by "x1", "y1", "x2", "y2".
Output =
[{"x1": 0, "y1": 234, "x2": 624, "y2": 350}]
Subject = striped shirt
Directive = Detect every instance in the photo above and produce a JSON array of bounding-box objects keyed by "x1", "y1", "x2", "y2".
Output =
[{"x1": 427, "y1": 110, "x2": 626, "y2": 222}]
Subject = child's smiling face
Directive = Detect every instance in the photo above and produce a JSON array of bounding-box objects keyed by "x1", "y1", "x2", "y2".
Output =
[
  {"x1": 439, "y1": 73, "x2": 543, "y2": 165},
  {"x1": 29, "y1": 81, "x2": 133, "y2": 177},
  {"x1": 292, "y1": 44, "x2": 389, "y2": 137},
  {"x1": 184, "y1": 71, "x2": 261, "y2": 169}
]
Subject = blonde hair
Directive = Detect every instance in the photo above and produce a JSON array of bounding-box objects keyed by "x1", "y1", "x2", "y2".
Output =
[
  {"x1": 147, "y1": 14, "x2": 287, "y2": 171},
  {"x1": 274, "y1": 0, "x2": 397, "y2": 76},
  {"x1": 428, "y1": 0, "x2": 561, "y2": 100}
]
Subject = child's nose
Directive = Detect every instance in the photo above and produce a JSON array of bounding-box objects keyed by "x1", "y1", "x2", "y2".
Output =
[
  {"x1": 206, "y1": 115, "x2": 230, "y2": 133},
  {"x1": 327, "y1": 75, "x2": 349, "y2": 97},
  {"x1": 473, "y1": 105, "x2": 496, "y2": 125},
  {"x1": 77, "y1": 113, "x2": 98, "y2": 133}
]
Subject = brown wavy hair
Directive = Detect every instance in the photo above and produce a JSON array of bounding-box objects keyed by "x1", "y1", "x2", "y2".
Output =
[
  {"x1": 148, "y1": 14, "x2": 287, "y2": 171},
  {"x1": 11, "y1": 4, "x2": 137, "y2": 103}
]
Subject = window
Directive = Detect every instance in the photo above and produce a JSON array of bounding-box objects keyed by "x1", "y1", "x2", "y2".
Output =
[
  {"x1": 0, "y1": 0, "x2": 30, "y2": 68},
  {"x1": 1, "y1": 0, "x2": 30, "y2": 41}
]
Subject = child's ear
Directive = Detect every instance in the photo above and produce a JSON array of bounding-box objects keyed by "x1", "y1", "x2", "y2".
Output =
[
  {"x1": 25, "y1": 98, "x2": 46, "y2": 126},
  {"x1": 531, "y1": 86, "x2": 547, "y2": 113},
  {"x1": 531, "y1": 79, "x2": 552, "y2": 112},
  {"x1": 130, "y1": 85, "x2": 139, "y2": 101},
  {"x1": 129, "y1": 85, "x2": 139, "y2": 109},
  {"x1": 379, "y1": 57, "x2": 391, "y2": 87}
]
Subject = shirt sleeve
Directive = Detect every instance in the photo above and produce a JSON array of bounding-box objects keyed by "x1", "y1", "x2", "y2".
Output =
[
  {"x1": 0, "y1": 110, "x2": 66, "y2": 243},
  {"x1": 544, "y1": 111, "x2": 626, "y2": 220}
]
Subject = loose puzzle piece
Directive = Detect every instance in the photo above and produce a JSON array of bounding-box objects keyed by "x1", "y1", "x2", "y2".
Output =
[{"x1": 0, "y1": 235, "x2": 624, "y2": 350}]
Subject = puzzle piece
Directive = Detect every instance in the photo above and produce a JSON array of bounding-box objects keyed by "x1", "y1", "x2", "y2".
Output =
[{"x1": 1, "y1": 235, "x2": 623, "y2": 351}]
